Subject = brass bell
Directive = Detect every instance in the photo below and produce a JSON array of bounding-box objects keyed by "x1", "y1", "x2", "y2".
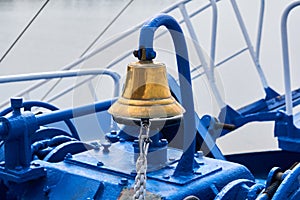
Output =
[{"x1": 108, "y1": 61, "x2": 185, "y2": 125}]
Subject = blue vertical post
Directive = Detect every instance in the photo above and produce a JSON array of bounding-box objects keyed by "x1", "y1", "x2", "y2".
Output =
[
  {"x1": 137, "y1": 14, "x2": 196, "y2": 175},
  {"x1": 281, "y1": 1, "x2": 300, "y2": 117},
  {"x1": 1, "y1": 98, "x2": 38, "y2": 170}
]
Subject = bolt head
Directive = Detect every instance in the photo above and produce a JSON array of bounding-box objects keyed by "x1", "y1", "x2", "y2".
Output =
[
  {"x1": 119, "y1": 178, "x2": 128, "y2": 185},
  {"x1": 11, "y1": 97, "x2": 23, "y2": 109},
  {"x1": 110, "y1": 130, "x2": 117, "y2": 135},
  {"x1": 169, "y1": 157, "x2": 175, "y2": 161},
  {"x1": 65, "y1": 153, "x2": 73, "y2": 160},
  {"x1": 119, "y1": 138, "x2": 125, "y2": 143},
  {"x1": 163, "y1": 174, "x2": 170, "y2": 179},
  {"x1": 160, "y1": 139, "x2": 168, "y2": 145},
  {"x1": 14, "y1": 166, "x2": 23, "y2": 171},
  {"x1": 97, "y1": 161, "x2": 104, "y2": 167}
]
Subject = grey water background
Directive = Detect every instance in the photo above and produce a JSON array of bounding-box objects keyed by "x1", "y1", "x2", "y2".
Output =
[{"x1": 0, "y1": 0, "x2": 299, "y2": 154}]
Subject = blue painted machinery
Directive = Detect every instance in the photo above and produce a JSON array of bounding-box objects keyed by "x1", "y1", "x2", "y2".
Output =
[{"x1": 0, "y1": 3, "x2": 300, "y2": 199}]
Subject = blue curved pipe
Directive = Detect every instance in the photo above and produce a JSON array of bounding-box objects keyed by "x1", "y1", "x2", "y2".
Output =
[{"x1": 137, "y1": 14, "x2": 196, "y2": 175}]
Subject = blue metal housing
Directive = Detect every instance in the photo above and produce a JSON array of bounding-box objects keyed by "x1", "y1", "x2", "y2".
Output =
[{"x1": 0, "y1": 141, "x2": 254, "y2": 199}]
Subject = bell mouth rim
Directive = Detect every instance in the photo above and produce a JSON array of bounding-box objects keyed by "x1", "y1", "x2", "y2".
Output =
[
  {"x1": 116, "y1": 96, "x2": 176, "y2": 106},
  {"x1": 112, "y1": 115, "x2": 183, "y2": 127}
]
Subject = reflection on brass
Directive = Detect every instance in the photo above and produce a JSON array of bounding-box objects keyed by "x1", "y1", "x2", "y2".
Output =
[{"x1": 108, "y1": 61, "x2": 185, "y2": 122}]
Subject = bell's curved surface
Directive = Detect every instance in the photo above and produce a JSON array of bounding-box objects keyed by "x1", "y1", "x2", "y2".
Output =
[{"x1": 108, "y1": 61, "x2": 185, "y2": 124}]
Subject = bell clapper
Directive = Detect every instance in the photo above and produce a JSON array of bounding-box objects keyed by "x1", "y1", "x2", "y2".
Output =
[{"x1": 133, "y1": 119, "x2": 152, "y2": 200}]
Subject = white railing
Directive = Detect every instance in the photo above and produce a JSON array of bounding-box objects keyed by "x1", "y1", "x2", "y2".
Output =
[
  {"x1": 0, "y1": 69, "x2": 120, "y2": 108},
  {"x1": 0, "y1": 0, "x2": 269, "y2": 112}
]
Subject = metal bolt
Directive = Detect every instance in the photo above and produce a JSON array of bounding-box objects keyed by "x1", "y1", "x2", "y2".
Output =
[
  {"x1": 11, "y1": 97, "x2": 23, "y2": 109},
  {"x1": 169, "y1": 157, "x2": 175, "y2": 161},
  {"x1": 43, "y1": 186, "x2": 50, "y2": 195},
  {"x1": 90, "y1": 141, "x2": 100, "y2": 151},
  {"x1": 119, "y1": 178, "x2": 128, "y2": 186},
  {"x1": 14, "y1": 166, "x2": 23, "y2": 171},
  {"x1": 119, "y1": 138, "x2": 125, "y2": 143},
  {"x1": 65, "y1": 153, "x2": 73, "y2": 160},
  {"x1": 198, "y1": 151, "x2": 203, "y2": 157},
  {"x1": 163, "y1": 174, "x2": 170, "y2": 179},
  {"x1": 31, "y1": 162, "x2": 40, "y2": 167},
  {"x1": 194, "y1": 171, "x2": 202, "y2": 175},
  {"x1": 102, "y1": 142, "x2": 111, "y2": 153},
  {"x1": 97, "y1": 161, "x2": 104, "y2": 167},
  {"x1": 94, "y1": 145, "x2": 100, "y2": 151},
  {"x1": 165, "y1": 165, "x2": 174, "y2": 169},
  {"x1": 276, "y1": 112, "x2": 283, "y2": 118},
  {"x1": 133, "y1": 50, "x2": 139, "y2": 58},
  {"x1": 195, "y1": 151, "x2": 203, "y2": 158},
  {"x1": 11, "y1": 97, "x2": 23, "y2": 115},
  {"x1": 110, "y1": 130, "x2": 117, "y2": 135},
  {"x1": 160, "y1": 139, "x2": 168, "y2": 145},
  {"x1": 133, "y1": 139, "x2": 139, "y2": 144},
  {"x1": 150, "y1": 51, "x2": 156, "y2": 59}
]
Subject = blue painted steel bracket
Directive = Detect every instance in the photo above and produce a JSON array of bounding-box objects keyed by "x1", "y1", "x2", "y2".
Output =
[
  {"x1": 217, "y1": 89, "x2": 300, "y2": 137},
  {"x1": 199, "y1": 90, "x2": 300, "y2": 154},
  {"x1": 63, "y1": 141, "x2": 222, "y2": 185},
  {"x1": 137, "y1": 13, "x2": 197, "y2": 175},
  {"x1": 275, "y1": 114, "x2": 300, "y2": 152},
  {"x1": 63, "y1": 141, "x2": 182, "y2": 174},
  {"x1": 147, "y1": 160, "x2": 222, "y2": 185},
  {"x1": 168, "y1": 74, "x2": 225, "y2": 160},
  {"x1": 200, "y1": 89, "x2": 300, "y2": 144}
]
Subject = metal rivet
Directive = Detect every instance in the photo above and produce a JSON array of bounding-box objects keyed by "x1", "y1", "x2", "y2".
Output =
[
  {"x1": 97, "y1": 161, "x2": 104, "y2": 167},
  {"x1": 133, "y1": 139, "x2": 139, "y2": 144},
  {"x1": 163, "y1": 174, "x2": 170, "y2": 179},
  {"x1": 110, "y1": 130, "x2": 117, "y2": 135},
  {"x1": 65, "y1": 153, "x2": 73, "y2": 160},
  {"x1": 31, "y1": 162, "x2": 40, "y2": 167},
  {"x1": 169, "y1": 157, "x2": 175, "y2": 161},
  {"x1": 195, "y1": 151, "x2": 203, "y2": 158},
  {"x1": 119, "y1": 178, "x2": 128, "y2": 185},
  {"x1": 195, "y1": 171, "x2": 202, "y2": 175},
  {"x1": 160, "y1": 139, "x2": 168, "y2": 145},
  {"x1": 15, "y1": 166, "x2": 22, "y2": 171},
  {"x1": 166, "y1": 165, "x2": 174, "y2": 169},
  {"x1": 43, "y1": 186, "x2": 50, "y2": 195},
  {"x1": 119, "y1": 138, "x2": 125, "y2": 143}
]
